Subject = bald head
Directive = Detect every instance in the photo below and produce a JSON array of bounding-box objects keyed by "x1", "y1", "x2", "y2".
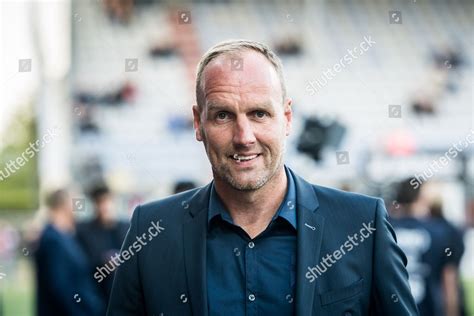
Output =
[
  {"x1": 201, "y1": 51, "x2": 284, "y2": 115},
  {"x1": 195, "y1": 39, "x2": 286, "y2": 110}
]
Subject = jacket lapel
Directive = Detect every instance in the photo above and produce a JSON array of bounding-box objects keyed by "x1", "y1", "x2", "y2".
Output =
[
  {"x1": 183, "y1": 184, "x2": 211, "y2": 316},
  {"x1": 290, "y1": 169, "x2": 325, "y2": 316}
]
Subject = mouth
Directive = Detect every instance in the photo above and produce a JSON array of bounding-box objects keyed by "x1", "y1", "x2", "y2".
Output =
[{"x1": 229, "y1": 153, "x2": 261, "y2": 164}]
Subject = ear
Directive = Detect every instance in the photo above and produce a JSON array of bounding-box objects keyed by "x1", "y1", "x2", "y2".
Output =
[
  {"x1": 284, "y1": 98, "x2": 293, "y2": 136},
  {"x1": 192, "y1": 105, "x2": 203, "y2": 141}
]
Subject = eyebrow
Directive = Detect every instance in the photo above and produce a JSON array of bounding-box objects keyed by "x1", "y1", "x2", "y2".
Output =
[
  {"x1": 206, "y1": 101, "x2": 274, "y2": 113},
  {"x1": 205, "y1": 101, "x2": 228, "y2": 113}
]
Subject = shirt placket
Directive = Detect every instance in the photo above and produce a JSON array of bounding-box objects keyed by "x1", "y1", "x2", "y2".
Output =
[{"x1": 245, "y1": 239, "x2": 258, "y2": 316}]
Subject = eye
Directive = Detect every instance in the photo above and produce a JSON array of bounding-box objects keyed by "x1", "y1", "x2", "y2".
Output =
[
  {"x1": 254, "y1": 110, "x2": 267, "y2": 118},
  {"x1": 216, "y1": 111, "x2": 230, "y2": 120}
]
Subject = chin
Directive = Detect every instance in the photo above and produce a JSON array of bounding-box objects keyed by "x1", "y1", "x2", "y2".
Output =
[
  {"x1": 227, "y1": 173, "x2": 270, "y2": 191},
  {"x1": 230, "y1": 181, "x2": 264, "y2": 191}
]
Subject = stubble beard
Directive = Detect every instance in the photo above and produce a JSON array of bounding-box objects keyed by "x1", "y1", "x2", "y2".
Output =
[{"x1": 210, "y1": 141, "x2": 286, "y2": 192}]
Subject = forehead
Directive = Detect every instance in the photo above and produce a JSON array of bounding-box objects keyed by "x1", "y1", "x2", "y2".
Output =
[{"x1": 201, "y1": 50, "x2": 282, "y2": 107}]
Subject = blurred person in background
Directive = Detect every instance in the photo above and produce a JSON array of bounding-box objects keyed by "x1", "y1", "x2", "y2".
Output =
[
  {"x1": 34, "y1": 189, "x2": 104, "y2": 316},
  {"x1": 173, "y1": 180, "x2": 198, "y2": 194},
  {"x1": 0, "y1": 220, "x2": 20, "y2": 274},
  {"x1": 390, "y1": 179, "x2": 461, "y2": 316},
  {"x1": 103, "y1": 0, "x2": 134, "y2": 24},
  {"x1": 429, "y1": 201, "x2": 467, "y2": 316},
  {"x1": 76, "y1": 184, "x2": 129, "y2": 307}
]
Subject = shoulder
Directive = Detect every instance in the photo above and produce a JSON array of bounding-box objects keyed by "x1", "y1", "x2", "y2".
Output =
[
  {"x1": 75, "y1": 219, "x2": 100, "y2": 240},
  {"x1": 291, "y1": 169, "x2": 385, "y2": 230},
  {"x1": 315, "y1": 184, "x2": 383, "y2": 227},
  {"x1": 311, "y1": 182, "x2": 382, "y2": 215},
  {"x1": 37, "y1": 225, "x2": 66, "y2": 253},
  {"x1": 131, "y1": 185, "x2": 210, "y2": 226},
  {"x1": 291, "y1": 169, "x2": 381, "y2": 212},
  {"x1": 290, "y1": 169, "x2": 385, "y2": 223},
  {"x1": 313, "y1": 184, "x2": 380, "y2": 207},
  {"x1": 39, "y1": 225, "x2": 59, "y2": 242},
  {"x1": 116, "y1": 220, "x2": 130, "y2": 231},
  {"x1": 421, "y1": 217, "x2": 456, "y2": 239}
]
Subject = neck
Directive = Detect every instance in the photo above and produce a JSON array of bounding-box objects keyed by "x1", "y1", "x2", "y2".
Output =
[
  {"x1": 214, "y1": 166, "x2": 288, "y2": 238},
  {"x1": 50, "y1": 211, "x2": 74, "y2": 233}
]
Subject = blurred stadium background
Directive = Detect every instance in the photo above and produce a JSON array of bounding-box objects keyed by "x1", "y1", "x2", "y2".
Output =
[{"x1": 0, "y1": 0, "x2": 473, "y2": 315}]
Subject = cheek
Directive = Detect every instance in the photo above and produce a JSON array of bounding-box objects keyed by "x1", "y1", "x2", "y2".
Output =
[
  {"x1": 257, "y1": 122, "x2": 286, "y2": 146},
  {"x1": 204, "y1": 126, "x2": 230, "y2": 151}
]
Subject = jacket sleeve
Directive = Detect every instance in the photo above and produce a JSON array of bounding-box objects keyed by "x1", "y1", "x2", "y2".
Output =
[
  {"x1": 107, "y1": 205, "x2": 146, "y2": 316},
  {"x1": 370, "y1": 199, "x2": 419, "y2": 315}
]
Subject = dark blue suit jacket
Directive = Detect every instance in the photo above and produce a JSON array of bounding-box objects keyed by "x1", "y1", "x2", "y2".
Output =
[
  {"x1": 34, "y1": 224, "x2": 105, "y2": 316},
  {"x1": 107, "y1": 167, "x2": 418, "y2": 315}
]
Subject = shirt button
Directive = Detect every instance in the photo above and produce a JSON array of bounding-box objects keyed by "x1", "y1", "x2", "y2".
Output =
[
  {"x1": 248, "y1": 241, "x2": 255, "y2": 249},
  {"x1": 248, "y1": 294, "x2": 256, "y2": 301}
]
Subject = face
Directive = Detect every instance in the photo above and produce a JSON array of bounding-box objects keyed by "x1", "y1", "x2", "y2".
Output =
[
  {"x1": 193, "y1": 51, "x2": 292, "y2": 191},
  {"x1": 95, "y1": 194, "x2": 114, "y2": 221},
  {"x1": 58, "y1": 193, "x2": 75, "y2": 223}
]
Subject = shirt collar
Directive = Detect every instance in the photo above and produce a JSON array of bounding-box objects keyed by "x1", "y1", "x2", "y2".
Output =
[{"x1": 208, "y1": 165, "x2": 297, "y2": 230}]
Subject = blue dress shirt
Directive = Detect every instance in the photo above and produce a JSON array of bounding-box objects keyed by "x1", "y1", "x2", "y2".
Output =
[{"x1": 207, "y1": 166, "x2": 297, "y2": 316}]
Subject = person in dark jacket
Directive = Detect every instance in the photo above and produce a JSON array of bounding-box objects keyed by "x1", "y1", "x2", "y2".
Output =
[
  {"x1": 107, "y1": 39, "x2": 417, "y2": 316},
  {"x1": 390, "y1": 179, "x2": 461, "y2": 316},
  {"x1": 429, "y1": 201, "x2": 467, "y2": 316},
  {"x1": 34, "y1": 189, "x2": 104, "y2": 316},
  {"x1": 76, "y1": 184, "x2": 128, "y2": 306}
]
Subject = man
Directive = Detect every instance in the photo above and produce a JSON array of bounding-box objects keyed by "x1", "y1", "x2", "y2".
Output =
[
  {"x1": 390, "y1": 179, "x2": 461, "y2": 316},
  {"x1": 77, "y1": 184, "x2": 129, "y2": 306},
  {"x1": 429, "y1": 202, "x2": 467, "y2": 316},
  {"x1": 34, "y1": 189, "x2": 104, "y2": 316},
  {"x1": 107, "y1": 39, "x2": 418, "y2": 315}
]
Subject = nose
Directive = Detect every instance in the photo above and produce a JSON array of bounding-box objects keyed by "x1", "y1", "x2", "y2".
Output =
[{"x1": 232, "y1": 115, "x2": 256, "y2": 147}]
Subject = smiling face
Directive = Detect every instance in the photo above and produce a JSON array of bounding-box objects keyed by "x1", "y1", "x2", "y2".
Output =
[{"x1": 193, "y1": 50, "x2": 292, "y2": 191}]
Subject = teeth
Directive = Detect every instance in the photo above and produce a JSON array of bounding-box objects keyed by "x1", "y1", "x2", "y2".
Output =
[{"x1": 232, "y1": 154, "x2": 258, "y2": 161}]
